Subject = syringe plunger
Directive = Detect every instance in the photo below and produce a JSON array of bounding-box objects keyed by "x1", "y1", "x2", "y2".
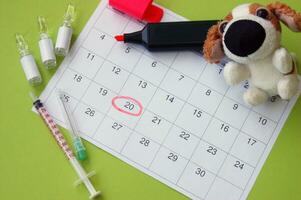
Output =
[{"x1": 70, "y1": 157, "x2": 101, "y2": 199}]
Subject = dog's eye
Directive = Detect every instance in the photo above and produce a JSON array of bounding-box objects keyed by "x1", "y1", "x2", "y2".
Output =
[
  {"x1": 219, "y1": 21, "x2": 228, "y2": 34},
  {"x1": 256, "y1": 8, "x2": 269, "y2": 19}
]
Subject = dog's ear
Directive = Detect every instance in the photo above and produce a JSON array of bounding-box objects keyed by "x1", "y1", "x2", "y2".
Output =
[
  {"x1": 267, "y1": 2, "x2": 301, "y2": 32},
  {"x1": 203, "y1": 23, "x2": 225, "y2": 63}
]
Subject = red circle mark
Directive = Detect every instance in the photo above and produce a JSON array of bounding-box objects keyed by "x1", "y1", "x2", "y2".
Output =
[{"x1": 111, "y1": 96, "x2": 143, "y2": 117}]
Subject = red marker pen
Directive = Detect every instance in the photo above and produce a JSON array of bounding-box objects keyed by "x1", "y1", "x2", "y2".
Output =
[{"x1": 115, "y1": 20, "x2": 218, "y2": 51}]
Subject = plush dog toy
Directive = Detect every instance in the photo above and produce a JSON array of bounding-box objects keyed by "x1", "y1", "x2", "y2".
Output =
[{"x1": 203, "y1": 2, "x2": 301, "y2": 106}]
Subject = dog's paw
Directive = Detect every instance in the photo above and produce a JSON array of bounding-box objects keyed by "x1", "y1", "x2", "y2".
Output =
[
  {"x1": 224, "y1": 62, "x2": 250, "y2": 86},
  {"x1": 243, "y1": 87, "x2": 269, "y2": 106},
  {"x1": 278, "y1": 75, "x2": 299, "y2": 100},
  {"x1": 273, "y1": 48, "x2": 293, "y2": 74}
]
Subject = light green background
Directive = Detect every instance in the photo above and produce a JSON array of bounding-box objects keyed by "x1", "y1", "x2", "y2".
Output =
[{"x1": 0, "y1": 0, "x2": 300, "y2": 199}]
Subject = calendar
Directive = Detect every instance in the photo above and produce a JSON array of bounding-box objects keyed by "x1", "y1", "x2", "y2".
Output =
[{"x1": 37, "y1": 1, "x2": 300, "y2": 199}]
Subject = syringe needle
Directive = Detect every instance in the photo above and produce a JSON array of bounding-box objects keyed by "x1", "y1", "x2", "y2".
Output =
[{"x1": 57, "y1": 90, "x2": 88, "y2": 160}]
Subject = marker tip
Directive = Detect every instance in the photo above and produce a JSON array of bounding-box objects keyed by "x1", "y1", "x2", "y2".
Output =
[{"x1": 114, "y1": 35, "x2": 124, "y2": 41}]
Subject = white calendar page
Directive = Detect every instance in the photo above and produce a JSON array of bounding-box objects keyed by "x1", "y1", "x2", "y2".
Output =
[{"x1": 37, "y1": 1, "x2": 300, "y2": 199}]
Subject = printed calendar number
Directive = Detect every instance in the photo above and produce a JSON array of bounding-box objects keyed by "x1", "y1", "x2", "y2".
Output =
[
  {"x1": 244, "y1": 81, "x2": 249, "y2": 89},
  {"x1": 73, "y1": 74, "x2": 83, "y2": 82},
  {"x1": 139, "y1": 137, "x2": 150, "y2": 146},
  {"x1": 85, "y1": 108, "x2": 95, "y2": 117},
  {"x1": 178, "y1": 75, "x2": 185, "y2": 81},
  {"x1": 112, "y1": 66, "x2": 121, "y2": 75},
  {"x1": 230, "y1": 133, "x2": 266, "y2": 166},
  {"x1": 193, "y1": 109, "x2": 202, "y2": 118},
  {"x1": 86, "y1": 52, "x2": 95, "y2": 61},
  {"x1": 152, "y1": 116, "x2": 162, "y2": 125},
  {"x1": 112, "y1": 96, "x2": 143, "y2": 117},
  {"x1": 112, "y1": 122, "x2": 123, "y2": 130},
  {"x1": 151, "y1": 61, "x2": 157, "y2": 67},
  {"x1": 247, "y1": 138, "x2": 257, "y2": 146},
  {"x1": 258, "y1": 116, "x2": 268, "y2": 125},
  {"x1": 138, "y1": 80, "x2": 147, "y2": 88},
  {"x1": 205, "y1": 89, "x2": 211, "y2": 96},
  {"x1": 168, "y1": 152, "x2": 178, "y2": 162},
  {"x1": 207, "y1": 146, "x2": 217, "y2": 155},
  {"x1": 233, "y1": 103, "x2": 239, "y2": 110},
  {"x1": 179, "y1": 131, "x2": 190, "y2": 141},
  {"x1": 62, "y1": 94, "x2": 70, "y2": 102},
  {"x1": 166, "y1": 95, "x2": 175, "y2": 103},
  {"x1": 195, "y1": 168, "x2": 206, "y2": 177},
  {"x1": 220, "y1": 123, "x2": 229, "y2": 132},
  {"x1": 125, "y1": 47, "x2": 131, "y2": 53},
  {"x1": 234, "y1": 160, "x2": 244, "y2": 170},
  {"x1": 124, "y1": 101, "x2": 135, "y2": 111},
  {"x1": 99, "y1": 87, "x2": 108, "y2": 96},
  {"x1": 218, "y1": 67, "x2": 223, "y2": 74},
  {"x1": 99, "y1": 34, "x2": 106, "y2": 40}
]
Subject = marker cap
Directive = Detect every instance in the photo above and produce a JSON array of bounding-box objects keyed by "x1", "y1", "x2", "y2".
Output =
[{"x1": 109, "y1": 0, "x2": 163, "y2": 23}]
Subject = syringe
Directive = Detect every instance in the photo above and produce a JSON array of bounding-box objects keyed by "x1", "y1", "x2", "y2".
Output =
[
  {"x1": 31, "y1": 93, "x2": 100, "y2": 199},
  {"x1": 57, "y1": 90, "x2": 88, "y2": 161}
]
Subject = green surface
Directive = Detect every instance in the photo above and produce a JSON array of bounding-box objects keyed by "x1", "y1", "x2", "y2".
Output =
[{"x1": 0, "y1": 0, "x2": 300, "y2": 199}]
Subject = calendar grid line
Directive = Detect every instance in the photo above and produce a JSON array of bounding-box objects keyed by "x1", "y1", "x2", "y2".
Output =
[
  {"x1": 67, "y1": 44, "x2": 280, "y2": 125},
  {"x1": 75, "y1": 94, "x2": 259, "y2": 170},
  {"x1": 150, "y1": 144, "x2": 246, "y2": 191},
  {"x1": 79, "y1": 121, "x2": 244, "y2": 198},
  {"x1": 37, "y1": 2, "x2": 300, "y2": 200},
  {"x1": 41, "y1": 0, "x2": 108, "y2": 104},
  {"x1": 81, "y1": 13, "x2": 130, "y2": 134},
  {"x1": 54, "y1": 64, "x2": 269, "y2": 167},
  {"x1": 87, "y1": 102, "x2": 260, "y2": 171},
  {"x1": 145, "y1": 52, "x2": 191, "y2": 169},
  {"x1": 237, "y1": 101, "x2": 291, "y2": 200},
  {"x1": 91, "y1": 26, "x2": 145, "y2": 55},
  {"x1": 101, "y1": 19, "x2": 173, "y2": 153},
  {"x1": 88, "y1": 18, "x2": 144, "y2": 141},
  {"x1": 202, "y1": 86, "x2": 234, "y2": 199},
  {"x1": 46, "y1": 108, "x2": 245, "y2": 196},
  {"x1": 117, "y1": 52, "x2": 152, "y2": 153},
  {"x1": 174, "y1": 63, "x2": 211, "y2": 185},
  {"x1": 122, "y1": 52, "x2": 181, "y2": 149},
  {"x1": 43, "y1": 2, "x2": 112, "y2": 110},
  {"x1": 57, "y1": 82, "x2": 263, "y2": 171},
  {"x1": 72, "y1": 24, "x2": 130, "y2": 138},
  {"x1": 43, "y1": 48, "x2": 81, "y2": 106},
  {"x1": 208, "y1": 100, "x2": 255, "y2": 198},
  {"x1": 55, "y1": 65, "x2": 270, "y2": 154}
]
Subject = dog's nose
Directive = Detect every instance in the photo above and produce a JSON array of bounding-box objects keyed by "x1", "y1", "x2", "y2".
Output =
[{"x1": 224, "y1": 20, "x2": 266, "y2": 57}]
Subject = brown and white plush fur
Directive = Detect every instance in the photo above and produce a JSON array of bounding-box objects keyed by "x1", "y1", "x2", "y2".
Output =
[{"x1": 203, "y1": 2, "x2": 301, "y2": 106}]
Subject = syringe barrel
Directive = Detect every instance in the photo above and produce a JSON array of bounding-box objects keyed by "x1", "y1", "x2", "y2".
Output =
[
  {"x1": 34, "y1": 100, "x2": 74, "y2": 160},
  {"x1": 69, "y1": 157, "x2": 100, "y2": 199}
]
